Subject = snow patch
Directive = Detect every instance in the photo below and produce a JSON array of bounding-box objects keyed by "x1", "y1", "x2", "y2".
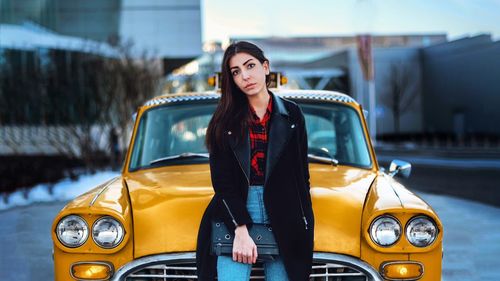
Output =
[{"x1": 1, "y1": 171, "x2": 120, "y2": 211}]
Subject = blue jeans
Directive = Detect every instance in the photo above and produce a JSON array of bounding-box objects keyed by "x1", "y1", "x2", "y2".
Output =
[{"x1": 217, "y1": 185, "x2": 290, "y2": 281}]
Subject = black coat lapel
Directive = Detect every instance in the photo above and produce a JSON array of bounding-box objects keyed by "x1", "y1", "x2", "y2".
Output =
[
  {"x1": 264, "y1": 92, "x2": 293, "y2": 186},
  {"x1": 228, "y1": 129, "x2": 251, "y2": 183}
]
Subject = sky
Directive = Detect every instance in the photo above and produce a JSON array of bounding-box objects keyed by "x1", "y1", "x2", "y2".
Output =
[{"x1": 201, "y1": 0, "x2": 500, "y2": 43}]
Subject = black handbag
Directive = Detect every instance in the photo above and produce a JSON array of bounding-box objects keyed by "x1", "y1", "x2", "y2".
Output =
[{"x1": 211, "y1": 221, "x2": 279, "y2": 261}]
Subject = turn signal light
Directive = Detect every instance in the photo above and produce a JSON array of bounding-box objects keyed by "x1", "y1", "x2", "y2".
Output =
[
  {"x1": 380, "y1": 261, "x2": 423, "y2": 280},
  {"x1": 207, "y1": 76, "x2": 216, "y2": 87},
  {"x1": 280, "y1": 75, "x2": 288, "y2": 85},
  {"x1": 71, "y1": 262, "x2": 113, "y2": 280}
]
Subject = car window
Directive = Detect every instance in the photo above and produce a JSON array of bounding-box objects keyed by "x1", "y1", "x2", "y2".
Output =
[
  {"x1": 129, "y1": 103, "x2": 216, "y2": 170},
  {"x1": 301, "y1": 103, "x2": 371, "y2": 168},
  {"x1": 129, "y1": 101, "x2": 371, "y2": 171}
]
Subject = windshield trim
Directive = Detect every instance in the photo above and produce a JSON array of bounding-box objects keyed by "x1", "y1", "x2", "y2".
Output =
[{"x1": 129, "y1": 158, "x2": 210, "y2": 173}]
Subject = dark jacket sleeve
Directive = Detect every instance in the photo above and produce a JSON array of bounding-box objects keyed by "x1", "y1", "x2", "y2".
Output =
[
  {"x1": 296, "y1": 105, "x2": 311, "y2": 193},
  {"x1": 209, "y1": 143, "x2": 253, "y2": 230}
]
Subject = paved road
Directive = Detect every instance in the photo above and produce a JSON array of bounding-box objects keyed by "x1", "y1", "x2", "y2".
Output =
[
  {"x1": 417, "y1": 192, "x2": 500, "y2": 280},
  {"x1": 1, "y1": 192, "x2": 499, "y2": 280},
  {"x1": 0, "y1": 201, "x2": 66, "y2": 281}
]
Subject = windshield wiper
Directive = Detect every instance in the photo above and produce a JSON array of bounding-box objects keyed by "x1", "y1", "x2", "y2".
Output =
[
  {"x1": 308, "y1": 154, "x2": 339, "y2": 166},
  {"x1": 149, "y1": 152, "x2": 209, "y2": 165}
]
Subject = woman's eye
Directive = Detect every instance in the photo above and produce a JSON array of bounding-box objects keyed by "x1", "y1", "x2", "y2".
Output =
[
  {"x1": 232, "y1": 70, "x2": 239, "y2": 76},
  {"x1": 248, "y1": 63, "x2": 255, "y2": 69}
]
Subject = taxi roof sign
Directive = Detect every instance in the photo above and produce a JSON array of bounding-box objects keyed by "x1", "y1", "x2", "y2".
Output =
[{"x1": 208, "y1": 72, "x2": 287, "y2": 90}]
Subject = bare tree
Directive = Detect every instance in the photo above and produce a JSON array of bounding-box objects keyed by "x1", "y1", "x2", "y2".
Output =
[
  {"x1": 0, "y1": 41, "x2": 164, "y2": 171},
  {"x1": 69, "y1": 40, "x2": 163, "y2": 169},
  {"x1": 385, "y1": 61, "x2": 418, "y2": 134},
  {"x1": 0, "y1": 39, "x2": 162, "y2": 172},
  {"x1": 98, "y1": 39, "x2": 163, "y2": 161}
]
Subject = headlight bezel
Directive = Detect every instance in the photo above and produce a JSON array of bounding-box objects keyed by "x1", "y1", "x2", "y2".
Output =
[
  {"x1": 56, "y1": 215, "x2": 89, "y2": 248},
  {"x1": 91, "y1": 215, "x2": 125, "y2": 249},
  {"x1": 369, "y1": 215, "x2": 402, "y2": 247},
  {"x1": 405, "y1": 215, "x2": 438, "y2": 247}
]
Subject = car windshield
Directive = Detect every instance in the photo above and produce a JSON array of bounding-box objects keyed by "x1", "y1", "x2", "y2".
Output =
[{"x1": 129, "y1": 100, "x2": 372, "y2": 171}]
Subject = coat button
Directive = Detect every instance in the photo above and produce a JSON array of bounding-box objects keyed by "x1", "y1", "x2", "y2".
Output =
[
  {"x1": 291, "y1": 124, "x2": 295, "y2": 128},
  {"x1": 227, "y1": 131, "x2": 232, "y2": 135}
]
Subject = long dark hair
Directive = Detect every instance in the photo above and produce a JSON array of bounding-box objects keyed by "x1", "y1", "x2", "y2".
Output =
[{"x1": 205, "y1": 41, "x2": 271, "y2": 153}]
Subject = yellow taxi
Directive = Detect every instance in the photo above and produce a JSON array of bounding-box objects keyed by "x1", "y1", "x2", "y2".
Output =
[{"x1": 52, "y1": 73, "x2": 442, "y2": 280}]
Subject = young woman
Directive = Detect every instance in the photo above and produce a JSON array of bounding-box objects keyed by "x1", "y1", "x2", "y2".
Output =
[{"x1": 196, "y1": 41, "x2": 314, "y2": 281}]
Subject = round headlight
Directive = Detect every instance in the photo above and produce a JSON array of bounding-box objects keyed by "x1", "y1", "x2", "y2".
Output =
[
  {"x1": 369, "y1": 215, "x2": 402, "y2": 246},
  {"x1": 92, "y1": 216, "x2": 124, "y2": 249},
  {"x1": 406, "y1": 216, "x2": 438, "y2": 247},
  {"x1": 56, "y1": 215, "x2": 89, "y2": 248}
]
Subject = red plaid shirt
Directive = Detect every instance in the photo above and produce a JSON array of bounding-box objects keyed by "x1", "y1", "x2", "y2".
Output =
[{"x1": 248, "y1": 94, "x2": 273, "y2": 185}]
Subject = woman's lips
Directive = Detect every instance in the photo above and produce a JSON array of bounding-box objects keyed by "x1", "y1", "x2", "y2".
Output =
[{"x1": 244, "y1": 83, "x2": 256, "y2": 89}]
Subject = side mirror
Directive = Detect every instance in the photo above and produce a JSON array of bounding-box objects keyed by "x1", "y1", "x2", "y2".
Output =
[{"x1": 388, "y1": 159, "x2": 411, "y2": 178}]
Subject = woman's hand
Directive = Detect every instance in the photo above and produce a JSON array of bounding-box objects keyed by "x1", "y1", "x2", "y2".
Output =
[{"x1": 233, "y1": 225, "x2": 258, "y2": 264}]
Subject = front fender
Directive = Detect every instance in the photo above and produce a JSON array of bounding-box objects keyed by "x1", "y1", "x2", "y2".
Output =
[
  {"x1": 52, "y1": 177, "x2": 134, "y2": 281},
  {"x1": 360, "y1": 173, "x2": 443, "y2": 280}
]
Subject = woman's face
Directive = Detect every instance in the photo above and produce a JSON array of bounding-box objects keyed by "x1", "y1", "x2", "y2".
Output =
[{"x1": 228, "y1": 52, "x2": 269, "y2": 97}]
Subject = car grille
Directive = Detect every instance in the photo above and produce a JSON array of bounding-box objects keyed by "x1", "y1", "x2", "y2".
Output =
[
  {"x1": 113, "y1": 253, "x2": 382, "y2": 281},
  {"x1": 125, "y1": 263, "x2": 197, "y2": 280},
  {"x1": 124, "y1": 262, "x2": 367, "y2": 280}
]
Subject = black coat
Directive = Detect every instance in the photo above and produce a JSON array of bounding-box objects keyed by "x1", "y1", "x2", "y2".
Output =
[{"x1": 196, "y1": 91, "x2": 315, "y2": 281}]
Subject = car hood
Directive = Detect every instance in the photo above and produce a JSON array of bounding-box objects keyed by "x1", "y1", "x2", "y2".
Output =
[{"x1": 125, "y1": 163, "x2": 376, "y2": 259}]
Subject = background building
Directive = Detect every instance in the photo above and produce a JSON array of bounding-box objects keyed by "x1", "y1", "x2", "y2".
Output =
[
  {"x1": 0, "y1": 0, "x2": 121, "y2": 42},
  {"x1": 0, "y1": 0, "x2": 202, "y2": 126},
  {"x1": 0, "y1": 0, "x2": 203, "y2": 190},
  {"x1": 0, "y1": 0, "x2": 202, "y2": 69},
  {"x1": 298, "y1": 34, "x2": 500, "y2": 140},
  {"x1": 421, "y1": 35, "x2": 500, "y2": 139}
]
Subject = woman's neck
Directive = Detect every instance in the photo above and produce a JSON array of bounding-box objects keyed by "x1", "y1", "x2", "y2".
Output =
[{"x1": 247, "y1": 89, "x2": 270, "y2": 112}]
